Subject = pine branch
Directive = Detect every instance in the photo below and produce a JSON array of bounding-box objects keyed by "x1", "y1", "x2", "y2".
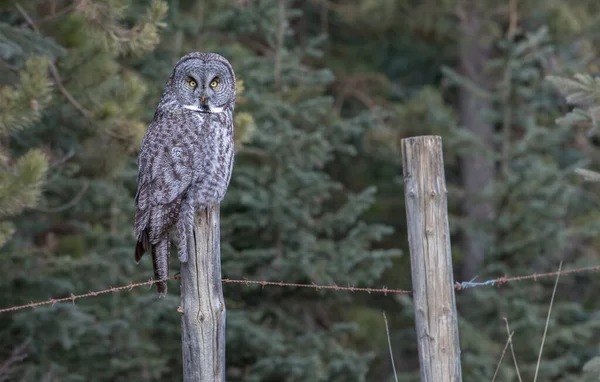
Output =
[
  {"x1": 546, "y1": 74, "x2": 600, "y2": 108},
  {"x1": 0, "y1": 221, "x2": 15, "y2": 249},
  {"x1": 74, "y1": 0, "x2": 168, "y2": 56},
  {"x1": 14, "y1": 2, "x2": 93, "y2": 119},
  {"x1": 0, "y1": 149, "x2": 48, "y2": 217},
  {"x1": 0, "y1": 55, "x2": 52, "y2": 135}
]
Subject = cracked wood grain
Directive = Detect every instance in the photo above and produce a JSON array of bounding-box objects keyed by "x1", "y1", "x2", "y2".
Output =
[
  {"x1": 402, "y1": 136, "x2": 462, "y2": 382},
  {"x1": 180, "y1": 204, "x2": 225, "y2": 382}
]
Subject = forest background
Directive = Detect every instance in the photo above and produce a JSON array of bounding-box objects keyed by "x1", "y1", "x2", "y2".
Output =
[{"x1": 2, "y1": 0, "x2": 600, "y2": 381}]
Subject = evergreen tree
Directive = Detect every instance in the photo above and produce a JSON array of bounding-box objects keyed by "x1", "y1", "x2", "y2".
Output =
[
  {"x1": 138, "y1": 1, "x2": 399, "y2": 380},
  {"x1": 547, "y1": 72, "x2": 600, "y2": 380},
  {"x1": 1, "y1": 1, "x2": 398, "y2": 381},
  {"x1": 314, "y1": 1, "x2": 600, "y2": 380},
  {"x1": 452, "y1": 27, "x2": 600, "y2": 381},
  {"x1": 3, "y1": 1, "x2": 600, "y2": 381},
  {"x1": 0, "y1": 55, "x2": 51, "y2": 248},
  {"x1": 1, "y1": 1, "x2": 174, "y2": 381}
]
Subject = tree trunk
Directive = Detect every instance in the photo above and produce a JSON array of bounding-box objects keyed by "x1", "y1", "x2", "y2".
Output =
[{"x1": 457, "y1": 1, "x2": 495, "y2": 279}]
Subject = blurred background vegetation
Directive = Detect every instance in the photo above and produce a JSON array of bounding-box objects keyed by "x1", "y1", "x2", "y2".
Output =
[{"x1": 1, "y1": 0, "x2": 600, "y2": 381}]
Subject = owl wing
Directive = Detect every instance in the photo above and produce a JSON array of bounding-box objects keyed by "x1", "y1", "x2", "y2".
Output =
[{"x1": 134, "y1": 118, "x2": 194, "y2": 260}]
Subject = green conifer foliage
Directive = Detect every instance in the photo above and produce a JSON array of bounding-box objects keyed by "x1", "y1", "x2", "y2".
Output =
[
  {"x1": 1, "y1": 0, "x2": 399, "y2": 380},
  {"x1": 1, "y1": 2, "x2": 172, "y2": 381},
  {"x1": 0, "y1": 55, "x2": 51, "y2": 248},
  {"x1": 153, "y1": 1, "x2": 398, "y2": 380},
  {"x1": 315, "y1": 1, "x2": 600, "y2": 380},
  {"x1": 548, "y1": 71, "x2": 600, "y2": 382},
  {"x1": 4, "y1": 1, "x2": 600, "y2": 381},
  {"x1": 451, "y1": 28, "x2": 600, "y2": 381}
]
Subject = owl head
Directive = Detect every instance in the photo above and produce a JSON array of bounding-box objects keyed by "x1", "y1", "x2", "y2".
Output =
[{"x1": 168, "y1": 52, "x2": 236, "y2": 114}]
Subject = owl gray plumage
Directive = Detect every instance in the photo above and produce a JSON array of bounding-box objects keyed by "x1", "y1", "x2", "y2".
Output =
[{"x1": 134, "y1": 52, "x2": 236, "y2": 295}]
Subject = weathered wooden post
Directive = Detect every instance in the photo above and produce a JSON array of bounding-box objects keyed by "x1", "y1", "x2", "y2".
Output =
[
  {"x1": 401, "y1": 135, "x2": 462, "y2": 382},
  {"x1": 179, "y1": 203, "x2": 226, "y2": 382}
]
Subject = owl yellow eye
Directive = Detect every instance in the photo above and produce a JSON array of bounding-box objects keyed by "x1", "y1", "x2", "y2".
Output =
[
  {"x1": 188, "y1": 78, "x2": 197, "y2": 87},
  {"x1": 210, "y1": 77, "x2": 220, "y2": 88}
]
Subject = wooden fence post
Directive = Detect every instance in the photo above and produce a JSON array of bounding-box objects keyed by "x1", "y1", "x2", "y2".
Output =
[
  {"x1": 180, "y1": 203, "x2": 226, "y2": 382},
  {"x1": 401, "y1": 136, "x2": 462, "y2": 382}
]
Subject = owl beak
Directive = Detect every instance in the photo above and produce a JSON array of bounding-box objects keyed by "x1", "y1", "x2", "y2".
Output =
[{"x1": 198, "y1": 95, "x2": 211, "y2": 113}]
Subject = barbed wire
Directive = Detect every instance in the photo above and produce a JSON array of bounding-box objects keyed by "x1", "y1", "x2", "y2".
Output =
[
  {"x1": 0, "y1": 276, "x2": 178, "y2": 314},
  {"x1": 1, "y1": 264, "x2": 599, "y2": 314},
  {"x1": 454, "y1": 264, "x2": 600, "y2": 289},
  {"x1": 221, "y1": 278, "x2": 413, "y2": 294}
]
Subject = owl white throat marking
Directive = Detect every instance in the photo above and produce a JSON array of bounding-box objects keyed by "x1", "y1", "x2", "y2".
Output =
[{"x1": 183, "y1": 104, "x2": 226, "y2": 113}]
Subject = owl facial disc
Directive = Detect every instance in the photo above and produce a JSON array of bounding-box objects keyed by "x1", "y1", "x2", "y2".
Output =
[{"x1": 172, "y1": 53, "x2": 235, "y2": 115}]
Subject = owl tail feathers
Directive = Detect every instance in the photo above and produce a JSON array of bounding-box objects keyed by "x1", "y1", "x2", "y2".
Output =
[
  {"x1": 135, "y1": 229, "x2": 150, "y2": 263},
  {"x1": 151, "y1": 237, "x2": 170, "y2": 296}
]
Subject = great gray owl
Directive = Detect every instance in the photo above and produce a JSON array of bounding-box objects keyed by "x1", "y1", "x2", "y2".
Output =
[{"x1": 134, "y1": 52, "x2": 236, "y2": 295}]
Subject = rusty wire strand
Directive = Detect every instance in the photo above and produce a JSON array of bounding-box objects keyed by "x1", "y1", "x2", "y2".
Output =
[{"x1": 1, "y1": 265, "x2": 599, "y2": 314}]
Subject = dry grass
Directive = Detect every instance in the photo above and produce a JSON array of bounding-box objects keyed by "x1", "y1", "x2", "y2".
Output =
[
  {"x1": 493, "y1": 261, "x2": 563, "y2": 382},
  {"x1": 383, "y1": 312, "x2": 399, "y2": 382},
  {"x1": 533, "y1": 261, "x2": 562, "y2": 382}
]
